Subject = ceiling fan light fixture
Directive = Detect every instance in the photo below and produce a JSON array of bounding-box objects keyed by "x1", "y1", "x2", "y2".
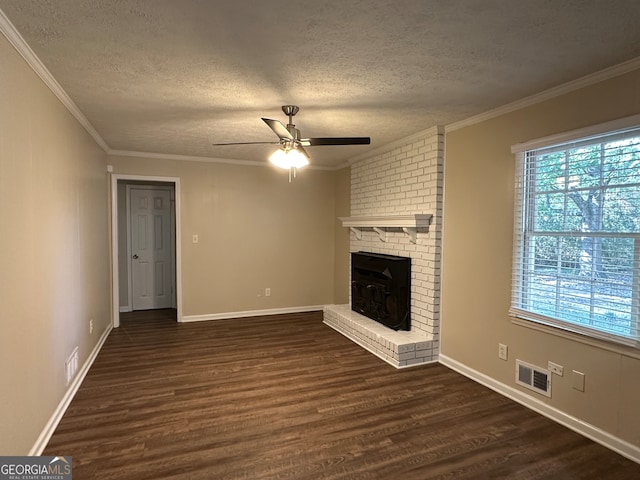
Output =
[{"x1": 268, "y1": 147, "x2": 309, "y2": 170}]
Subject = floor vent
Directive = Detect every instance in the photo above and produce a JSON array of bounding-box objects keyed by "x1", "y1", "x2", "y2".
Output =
[{"x1": 515, "y1": 360, "x2": 551, "y2": 397}]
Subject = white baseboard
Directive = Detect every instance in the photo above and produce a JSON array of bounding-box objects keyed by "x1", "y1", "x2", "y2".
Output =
[
  {"x1": 119, "y1": 305, "x2": 131, "y2": 313},
  {"x1": 29, "y1": 325, "x2": 113, "y2": 456},
  {"x1": 181, "y1": 305, "x2": 325, "y2": 323},
  {"x1": 439, "y1": 354, "x2": 640, "y2": 465}
]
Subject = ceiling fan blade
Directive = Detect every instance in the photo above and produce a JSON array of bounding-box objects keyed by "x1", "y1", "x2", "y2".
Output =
[
  {"x1": 297, "y1": 145, "x2": 311, "y2": 161},
  {"x1": 211, "y1": 141, "x2": 280, "y2": 146},
  {"x1": 301, "y1": 137, "x2": 371, "y2": 146},
  {"x1": 262, "y1": 118, "x2": 294, "y2": 141}
]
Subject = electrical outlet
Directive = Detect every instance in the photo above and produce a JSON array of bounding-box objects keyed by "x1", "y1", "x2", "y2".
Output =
[
  {"x1": 89, "y1": 319, "x2": 94, "y2": 334},
  {"x1": 265, "y1": 287, "x2": 271, "y2": 297},
  {"x1": 498, "y1": 343, "x2": 508, "y2": 361},
  {"x1": 548, "y1": 361, "x2": 563, "y2": 376}
]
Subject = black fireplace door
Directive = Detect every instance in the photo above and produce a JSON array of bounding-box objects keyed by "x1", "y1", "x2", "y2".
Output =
[{"x1": 351, "y1": 252, "x2": 410, "y2": 331}]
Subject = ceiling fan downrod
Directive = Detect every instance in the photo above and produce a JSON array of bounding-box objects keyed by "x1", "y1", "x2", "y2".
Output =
[{"x1": 282, "y1": 105, "x2": 300, "y2": 139}]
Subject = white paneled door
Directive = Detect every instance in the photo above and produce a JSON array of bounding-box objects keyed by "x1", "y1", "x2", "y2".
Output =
[{"x1": 130, "y1": 187, "x2": 174, "y2": 310}]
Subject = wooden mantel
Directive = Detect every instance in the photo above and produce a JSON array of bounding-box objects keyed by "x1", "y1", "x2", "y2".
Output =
[{"x1": 339, "y1": 214, "x2": 432, "y2": 243}]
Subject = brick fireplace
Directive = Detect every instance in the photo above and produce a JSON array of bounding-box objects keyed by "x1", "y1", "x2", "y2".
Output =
[{"x1": 324, "y1": 126, "x2": 444, "y2": 367}]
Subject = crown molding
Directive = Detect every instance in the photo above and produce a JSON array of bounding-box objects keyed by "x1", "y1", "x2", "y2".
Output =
[
  {"x1": 511, "y1": 113, "x2": 640, "y2": 154},
  {"x1": 333, "y1": 162, "x2": 351, "y2": 171},
  {"x1": 107, "y1": 149, "x2": 339, "y2": 171},
  {"x1": 108, "y1": 149, "x2": 266, "y2": 167},
  {"x1": 0, "y1": 8, "x2": 110, "y2": 152},
  {"x1": 445, "y1": 56, "x2": 640, "y2": 133}
]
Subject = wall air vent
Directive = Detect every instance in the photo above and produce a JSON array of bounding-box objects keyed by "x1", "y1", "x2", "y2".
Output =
[{"x1": 515, "y1": 359, "x2": 551, "y2": 397}]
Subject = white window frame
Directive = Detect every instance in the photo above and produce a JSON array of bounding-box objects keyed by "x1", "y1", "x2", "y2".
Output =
[{"x1": 510, "y1": 114, "x2": 640, "y2": 350}]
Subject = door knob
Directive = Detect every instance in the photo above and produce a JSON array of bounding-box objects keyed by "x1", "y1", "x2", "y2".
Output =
[{"x1": 132, "y1": 254, "x2": 139, "y2": 259}]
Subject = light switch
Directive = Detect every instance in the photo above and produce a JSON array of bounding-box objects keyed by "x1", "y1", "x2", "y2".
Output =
[
  {"x1": 192, "y1": 234, "x2": 199, "y2": 243},
  {"x1": 572, "y1": 370, "x2": 585, "y2": 392}
]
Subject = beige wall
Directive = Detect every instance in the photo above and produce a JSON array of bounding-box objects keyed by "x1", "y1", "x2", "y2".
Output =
[
  {"x1": 108, "y1": 155, "x2": 347, "y2": 317},
  {"x1": 0, "y1": 35, "x2": 110, "y2": 454},
  {"x1": 442, "y1": 69, "x2": 640, "y2": 446}
]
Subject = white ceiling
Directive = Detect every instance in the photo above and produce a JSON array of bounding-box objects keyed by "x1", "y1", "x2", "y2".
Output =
[{"x1": 1, "y1": 0, "x2": 640, "y2": 168}]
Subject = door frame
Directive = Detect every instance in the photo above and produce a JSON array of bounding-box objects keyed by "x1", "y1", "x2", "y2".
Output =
[{"x1": 110, "y1": 174, "x2": 183, "y2": 327}]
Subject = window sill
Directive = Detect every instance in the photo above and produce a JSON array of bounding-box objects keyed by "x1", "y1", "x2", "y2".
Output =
[{"x1": 510, "y1": 314, "x2": 640, "y2": 360}]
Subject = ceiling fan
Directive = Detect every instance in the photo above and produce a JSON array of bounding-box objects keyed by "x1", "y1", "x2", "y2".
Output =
[{"x1": 212, "y1": 105, "x2": 371, "y2": 181}]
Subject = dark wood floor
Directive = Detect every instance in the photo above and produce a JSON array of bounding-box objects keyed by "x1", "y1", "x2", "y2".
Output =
[{"x1": 44, "y1": 310, "x2": 639, "y2": 479}]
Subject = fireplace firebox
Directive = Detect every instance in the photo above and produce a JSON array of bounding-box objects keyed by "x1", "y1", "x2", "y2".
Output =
[{"x1": 351, "y1": 252, "x2": 411, "y2": 331}]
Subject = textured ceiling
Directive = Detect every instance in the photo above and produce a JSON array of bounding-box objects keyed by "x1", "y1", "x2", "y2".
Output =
[{"x1": 1, "y1": 0, "x2": 640, "y2": 167}]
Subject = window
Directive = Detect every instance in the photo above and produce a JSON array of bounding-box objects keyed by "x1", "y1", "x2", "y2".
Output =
[{"x1": 511, "y1": 120, "x2": 640, "y2": 348}]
